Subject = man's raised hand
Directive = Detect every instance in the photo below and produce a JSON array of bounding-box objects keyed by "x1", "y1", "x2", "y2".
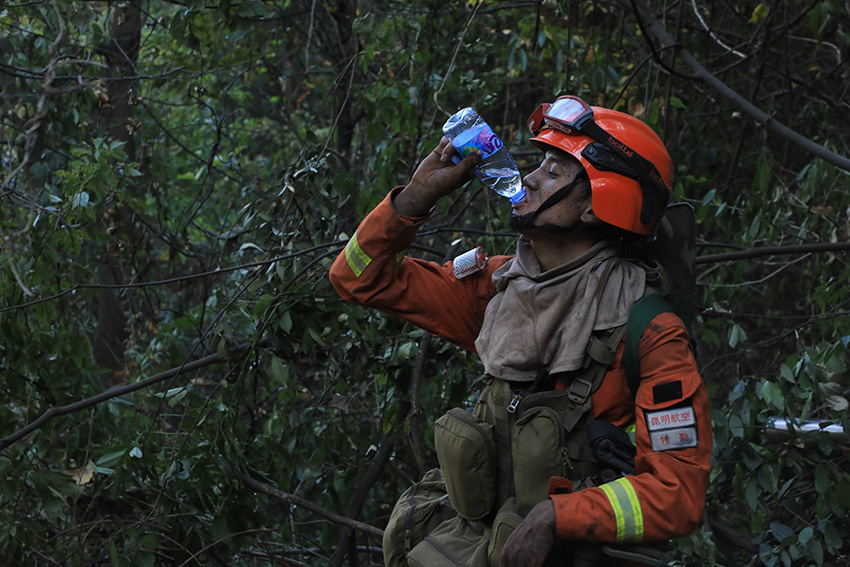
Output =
[{"x1": 394, "y1": 137, "x2": 480, "y2": 217}]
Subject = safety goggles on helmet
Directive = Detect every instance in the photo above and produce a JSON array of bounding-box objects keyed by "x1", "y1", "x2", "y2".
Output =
[{"x1": 528, "y1": 95, "x2": 669, "y2": 224}]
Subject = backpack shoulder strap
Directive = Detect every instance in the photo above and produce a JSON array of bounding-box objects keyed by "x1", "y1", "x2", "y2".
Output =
[{"x1": 624, "y1": 292, "x2": 674, "y2": 398}]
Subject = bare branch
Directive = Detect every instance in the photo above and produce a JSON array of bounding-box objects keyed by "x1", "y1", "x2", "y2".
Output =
[
  {"x1": 329, "y1": 431, "x2": 394, "y2": 566},
  {"x1": 0, "y1": 243, "x2": 346, "y2": 314},
  {"x1": 233, "y1": 468, "x2": 385, "y2": 541},
  {"x1": 0, "y1": 0, "x2": 65, "y2": 195},
  {"x1": 5, "y1": 251, "x2": 34, "y2": 296},
  {"x1": 0, "y1": 339, "x2": 268, "y2": 451},
  {"x1": 623, "y1": 0, "x2": 850, "y2": 173},
  {"x1": 689, "y1": 0, "x2": 745, "y2": 58},
  {"x1": 696, "y1": 241, "x2": 850, "y2": 264}
]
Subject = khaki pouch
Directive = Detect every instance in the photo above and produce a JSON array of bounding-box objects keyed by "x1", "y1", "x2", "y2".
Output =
[
  {"x1": 383, "y1": 468, "x2": 456, "y2": 567},
  {"x1": 406, "y1": 516, "x2": 489, "y2": 567},
  {"x1": 434, "y1": 408, "x2": 497, "y2": 521},
  {"x1": 512, "y1": 405, "x2": 566, "y2": 516},
  {"x1": 487, "y1": 497, "x2": 523, "y2": 567}
]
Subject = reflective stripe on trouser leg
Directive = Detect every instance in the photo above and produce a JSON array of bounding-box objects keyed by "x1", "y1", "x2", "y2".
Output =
[
  {"x1": 600, "y1": 477, "x2": 644, "y2": 542},
  {"x1": 344, "y1": 232, "x2": 372, "y2": 277}
]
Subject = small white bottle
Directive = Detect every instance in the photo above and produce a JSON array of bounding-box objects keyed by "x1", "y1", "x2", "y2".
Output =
[{"x1": 442, "y1": 108, "x2": 525, "y2": 205}]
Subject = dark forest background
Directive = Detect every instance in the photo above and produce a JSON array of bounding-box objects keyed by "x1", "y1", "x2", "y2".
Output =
[{"x1": 1, "y1": 1, "x2": 849, "y2": 565}]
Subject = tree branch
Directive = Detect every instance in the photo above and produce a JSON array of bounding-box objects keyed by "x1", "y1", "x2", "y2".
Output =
[
  {"x1": 0, "y1": 243, "x2": 346, "y2": 314},
  {"x1": 705, "y1": 515, "x2": 759, "y2": 553},
  {"x1": 0, "y1": 339, "x2": 268, "y2": 451},
  {"x1": 233, "y1": 468, "x2": 385, "y2": 541},
  {"x1": 0, "y1": 0, "x2": 64, "y2": 196},
  {"x1": 622, "y1": 0, "x2": 850, "y2": 173},
  {"x1": 696, "y1": 241, "x2": 850, "y2": 264},
  {"x1": 408, "y1": 239, "x2": 463, "y2": 477},
  {"x1": 329, "y1": 431, "x2": 394, "y2": 567}
]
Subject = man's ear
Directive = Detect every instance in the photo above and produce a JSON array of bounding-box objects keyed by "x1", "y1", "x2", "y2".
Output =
[{"x1": 579, "y1": 203, "x2": 602, "y2": 226}]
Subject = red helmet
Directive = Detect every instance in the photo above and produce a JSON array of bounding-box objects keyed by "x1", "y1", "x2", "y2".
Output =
[{"x1": 529, "y1": 99, "x2": 672, "y2": 235}]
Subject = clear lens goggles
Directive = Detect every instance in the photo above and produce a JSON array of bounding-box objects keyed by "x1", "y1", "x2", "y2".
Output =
[
  {"x1": 527, "y1": 95, "x2": 594, "y2": 137},
  {"x1": 527, "y1": 95, "x2": 669, "y2": 224}
]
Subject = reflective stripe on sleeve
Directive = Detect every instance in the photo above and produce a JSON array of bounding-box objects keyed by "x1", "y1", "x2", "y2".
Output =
[
  {"x1": 344, "y1": 232, "x2": 372, "y2": 277},
  {"x1": 600, "y1": 477, "x2": 644, "y2": 542}
]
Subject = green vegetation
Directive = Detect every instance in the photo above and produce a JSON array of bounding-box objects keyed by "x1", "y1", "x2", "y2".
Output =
[{"x1": 1, "y1": 1, "x2": 848, "y2": 565}]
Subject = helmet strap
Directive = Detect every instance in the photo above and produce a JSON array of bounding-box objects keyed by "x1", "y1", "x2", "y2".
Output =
[{"x1": 508, "y1": 169, "x2": 588, "y2": 233}]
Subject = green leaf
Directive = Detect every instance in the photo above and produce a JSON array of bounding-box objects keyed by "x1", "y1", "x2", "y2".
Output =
[
  {"x1": 745, "y1": 479, "x2": 759, "y2": 510},
  {"x1": 670, "y1": 96, "x2": 686, "y2": 109},
  {"x1": 71, "y1": 191, "x2": 90, "y2": 208},
  {"x1": 729, "y1": 414, "x2": 745, "y2": 439},
  {"x1": 814, "y1": 464, "x2": 830, "y2": 495},
  {"x1": 778, "y1": 363, "x2": 795, "y2": 382},
  {"x1": 822, "y1": 520, "x2": 841, "y2": 551},
  {"x1": 97, "y1": 448, "x2": 128, "y2": 467},
  {"x1": 307, "y1": 325, "x2": 326, "y2": 346},
  {"x1": 352, "y1": 12, "x2": 376, "y2": 36},
  {"x1": 761, "y1": 381, "x2": 784, "y2": 410},
  {"x1": 807, "y1": 538, "x2": 824, "y2": 564},
  {"x1": 770, "y1": 522, "x2": 795, "y2": 543},
  {"x1": 728, "y1": 323, "x2": 747, "y2": 347},
  {"x1": 759, "y1": 543, "x2": 777, "y2": 567},
  {"x1": 269, "y1": 356, "x2": 288, "y2": 383},
  {"x1": 777, "y1": 477, "x2": 795, "y2": 499},
  {"x1": 758, "y1": 465, "x2": 777, "y2": 493},
  {"x1": 236, "y1": 0, "x2": 272, "y2": 17},
  {"x1": 750, "y1": 3, "x2": 770, "y2": 23},
  {"x1": 279, "y1": 309, "x2": 293, "y2": 333},
  {"x1": 834, "y1": 476, "x2": 850, "y2": 510}
]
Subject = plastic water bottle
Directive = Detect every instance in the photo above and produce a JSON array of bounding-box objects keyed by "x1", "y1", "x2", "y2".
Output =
[{"x1": 442, "y1": 108, "x2": 525, "y2": 205}]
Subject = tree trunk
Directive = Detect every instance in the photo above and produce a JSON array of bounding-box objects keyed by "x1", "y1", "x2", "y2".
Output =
[{"x1": 90, "y1": 0, "x2": 143, "y2": 375}]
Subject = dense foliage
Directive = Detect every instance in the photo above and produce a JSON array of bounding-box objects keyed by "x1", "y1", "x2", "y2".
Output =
[{"x1": 1, "y1": 1, "x2": 848, "y2": 565}]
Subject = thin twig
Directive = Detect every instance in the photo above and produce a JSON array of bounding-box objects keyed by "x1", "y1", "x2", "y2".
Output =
[
  {"x1": 0, "y1": 339, "x2": 268, "y2": 451},
  {"x1": 5, "y1": 252, "x2": 34, "y2": 296},
  {"x1": 0, "y1": 243, "x2": 346, "y2": 314},
  {"x1": 233, "y1": 468, "x2": 385, "y2": 540},
  {"x1": 328, "y1": 431, "x2": 395, "y2": 567},
  {"x1": 432, "y1": 0, "x2": 484, "y2": 115},
  {"x1": 623, "y1": 0, "x2": 850, "y2": 173},
  {"x1": 690, "y1": 0, "x2": 745, "y2": 58},
  {"x1": 696, "y1": 241, "x2": 850, "y2": 264},
  {"x1": 0, "y1": 0, "x2": 65, "y2": 195}
]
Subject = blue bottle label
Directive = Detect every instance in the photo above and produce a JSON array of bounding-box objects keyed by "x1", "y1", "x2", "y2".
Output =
[{"x1": 453, "y1": 123, "x2": 503, "y2": 159}]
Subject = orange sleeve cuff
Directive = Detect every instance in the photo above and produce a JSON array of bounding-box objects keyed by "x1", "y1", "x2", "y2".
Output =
[{"x1": 550, "y1": 489, "x2": 618, "y2": 542}]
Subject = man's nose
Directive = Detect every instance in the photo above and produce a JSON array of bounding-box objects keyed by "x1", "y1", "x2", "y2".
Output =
[{"x1": 522, "y1": 171, "x2": 539, "y2": 191}]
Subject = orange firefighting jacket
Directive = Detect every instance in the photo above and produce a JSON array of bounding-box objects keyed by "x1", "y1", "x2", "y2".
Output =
[{"x1": 329, "y1": 189, "x2": 711, "y2": 544}]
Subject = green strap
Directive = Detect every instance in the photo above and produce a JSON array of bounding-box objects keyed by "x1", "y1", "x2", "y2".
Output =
[{"x1": 624, "y1": 292, "x2": 673, "y2": 398}]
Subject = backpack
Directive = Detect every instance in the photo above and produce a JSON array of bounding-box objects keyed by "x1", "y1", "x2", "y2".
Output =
[
  {"x1": 382, "y1": 468, "x2": 457, "y2": 567},
  {"x1": 623, "y1": 202, "x2": 697, "y2": 398}
]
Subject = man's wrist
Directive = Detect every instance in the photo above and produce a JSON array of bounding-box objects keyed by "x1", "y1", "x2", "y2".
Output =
[{"x1": 392, "y1": 183, "x2": 436, "y2": 218}]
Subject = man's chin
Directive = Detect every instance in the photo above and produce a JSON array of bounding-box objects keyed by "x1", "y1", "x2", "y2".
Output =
[{"x1": 507, "y1": 211, "x2": 537, "y2": 232}]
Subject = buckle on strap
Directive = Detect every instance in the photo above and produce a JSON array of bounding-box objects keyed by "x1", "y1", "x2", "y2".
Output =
[{"x1": 568, "y1": 378, "x2": 594, "y2": 404}]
